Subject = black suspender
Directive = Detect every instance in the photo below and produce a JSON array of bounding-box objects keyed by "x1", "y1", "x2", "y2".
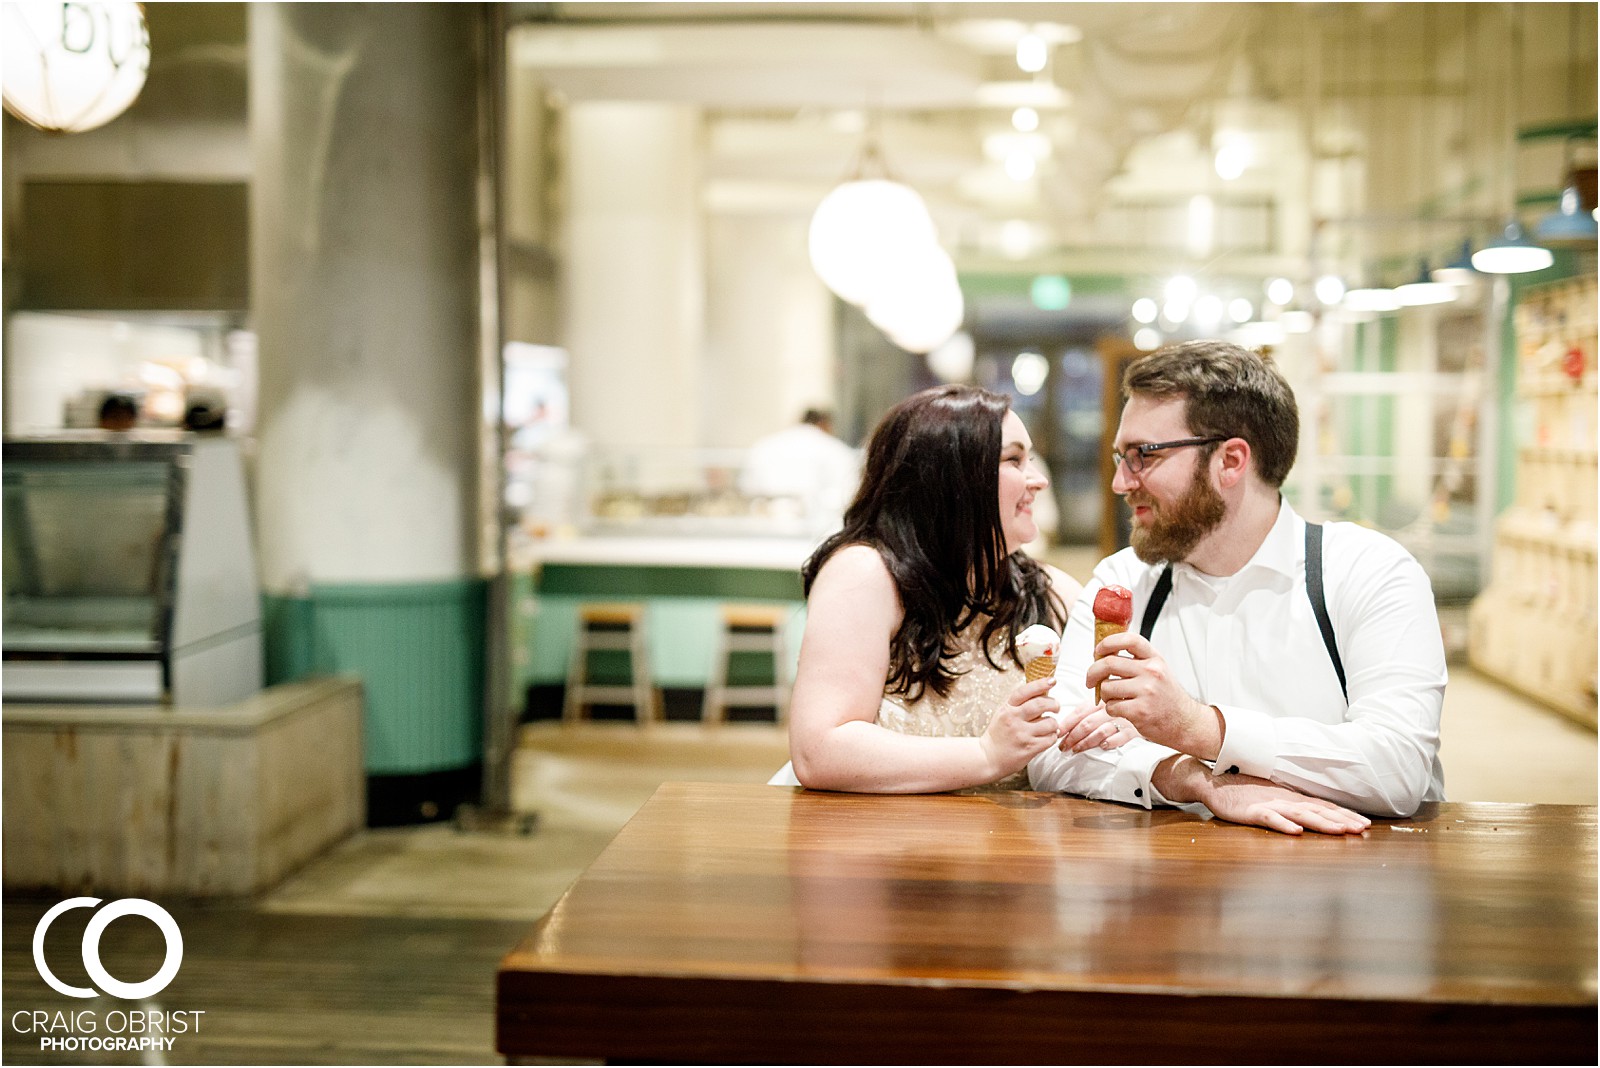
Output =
[
  {"x1": 1303, "y1": 521, "x2": 1349, "y2": 701},
  {"x1": 1135, "y1": 521, "x2": 1348, "y2": 703},
  {"x1": 1138, "y1": 567, "x2": 1172, "y2": 641}
]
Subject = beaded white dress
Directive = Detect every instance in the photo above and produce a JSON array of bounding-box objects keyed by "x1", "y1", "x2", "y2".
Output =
[
  {"x1": 769, "y1": 616, "x2": 1032, "y2": 791},
  {"x1": 876, "y1": 618, "x2": 1031, "y2": 791}
]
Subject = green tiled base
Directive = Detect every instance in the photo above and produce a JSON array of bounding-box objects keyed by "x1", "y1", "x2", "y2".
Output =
[{"x1": 264, "y1": 579, "x2": 486, "y2": 775}]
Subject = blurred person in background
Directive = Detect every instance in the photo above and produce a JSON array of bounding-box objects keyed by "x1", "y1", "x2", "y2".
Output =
[
  {"x1": 183, "y1": 389, "x2": 228, "y2": 433},
  {"x1": 739, "y1": 407, "x2": 861, "y2": 536},
  {"x1": 97, "y1": 393, "x2": 139, "y2": 431}
]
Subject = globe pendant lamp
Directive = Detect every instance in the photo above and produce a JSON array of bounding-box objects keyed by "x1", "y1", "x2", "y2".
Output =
[
  {"x1": 1472, "y1": 219, "x2": 1554, "y2": 274},
  {"x1": 808, "y1": 177, "x2": 937, "y2": 306},
  {"x1": 809, "y1": 130, "x2": 964, "y2": 354},
  {"x1": 1, "y1": 1, "x2": 151, "y2": 133},
  {"x1": 865, "y1": 244, "x2": 964, "y2": 355}
]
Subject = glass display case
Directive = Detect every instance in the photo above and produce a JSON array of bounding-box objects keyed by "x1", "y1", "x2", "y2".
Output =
[
  {"x1": 582, "y1": 444, "x2": 846, "y2": 538},
  {"x1": 3, "y1": 434, "x2": 262, "y2": 705}
]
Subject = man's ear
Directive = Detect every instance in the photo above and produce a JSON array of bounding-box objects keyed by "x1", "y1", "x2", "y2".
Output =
[{"x1": 1215, "y1": 437, "x2": 1252, "y2": 489}]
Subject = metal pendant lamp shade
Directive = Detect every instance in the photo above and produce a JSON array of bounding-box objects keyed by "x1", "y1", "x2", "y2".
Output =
[
  {"x1": 1394, "y1": 261, "x2": 1457, "y2": 306},
  {"x1": 1472, "y1": 219, "x2": 1555, "y2": 274},
  {"x1": 1534, "y1": 176, "x2": 1598, "y2": 248},
  {"x1": 1431, "y1": 240, "x2": 1478, "y2": 287}
]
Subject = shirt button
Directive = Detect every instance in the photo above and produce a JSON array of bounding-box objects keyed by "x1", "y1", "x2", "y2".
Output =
[
  {"x1": 1134, "y1": 788, "x2": 1143, "y2": 798},
  {"x1": 1226, "y1": 765, "x2": 1240, "y2": 775}
]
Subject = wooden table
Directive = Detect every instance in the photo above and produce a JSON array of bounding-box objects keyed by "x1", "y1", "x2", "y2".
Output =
[{"x1": 497, "y1": 783, "x2": 1597, "y2": 1064}]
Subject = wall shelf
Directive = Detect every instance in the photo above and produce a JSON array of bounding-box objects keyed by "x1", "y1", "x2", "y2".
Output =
[{"x1": 1469, "y1": 275, "x2": 1599, "y2": 728}]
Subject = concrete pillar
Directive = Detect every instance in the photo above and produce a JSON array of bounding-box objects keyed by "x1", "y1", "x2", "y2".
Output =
[
  {"x1": 704, "y1": 212, "x2": 836, "y2": 447},
  {"x1": 249, "y1": 3, "x2": 485, "y2": 822},
  {"x1": 251, "y1": 3, "x2": 479, "y2": 588},
  {"x1": 563, "y1": 102, "x2": 703, "y2": 450}
]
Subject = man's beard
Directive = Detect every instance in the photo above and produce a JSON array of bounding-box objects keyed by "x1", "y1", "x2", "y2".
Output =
[{"x1": 1128, "y1": 461, "x2": 1228, "y2": 564}]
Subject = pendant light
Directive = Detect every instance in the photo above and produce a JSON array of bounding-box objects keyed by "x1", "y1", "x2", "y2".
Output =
[
  {"x1": 0, "y1": 1, "x2": 150, "y2": 133},
  {"x1": 1472, "y1": 220, "x2": 1554, "y2": 274},
  {"x1": 1431, "y1": 240, "x2": 1478, "y2": 287},
  {"x1": 1432, "y1": 23, "x2": 1481, "y2": 289},
  {"x1": 808, "y1": 119, "x2": 963, "y2": 354},
  {"x1": 809, "y1": 175, "x2": 937, "y2": 306},
  {"x1": 1532, "y1": 15, "x2": 1597, "y2": 249},
  {"x1": 1392, "y1": 31, "x2": 1456, "y2": 310},
  {"x1": 1535, "y1": 177, "x2": 1599, "y2": 248},
  {"x1": 1344, "y1": 287, "x2": 1401, "y2": 313},
  {"x1": 1394, "y1": 261, "x2": 1457, "y2": 306},
  {"x1": 1471, "y1": 7, "x2": 1553, "y2": 275}
]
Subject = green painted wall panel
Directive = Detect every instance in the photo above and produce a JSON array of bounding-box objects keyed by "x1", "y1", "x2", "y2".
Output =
[{"x1": 264, "y1": 579, "x2": 485, "y2": 775}]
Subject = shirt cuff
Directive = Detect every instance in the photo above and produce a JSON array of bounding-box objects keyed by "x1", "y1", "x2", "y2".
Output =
[
  {"x1": 1213, "y1": 704, "x2": 1277, "y2": 779},
  {"x1": 1112, "y1": 741, "x2": 1178, "y2": 809}
]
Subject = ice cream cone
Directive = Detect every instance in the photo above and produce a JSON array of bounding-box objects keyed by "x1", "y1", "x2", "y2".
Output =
[
  {"x1": 1024, "y1": 654, "x2": 1056, "y2": 683},
  {"x1": 1095, "y1": 619, "x2": 1127, "y2": 646},
  {"x1": 1092, "y1": 585, "x2": 1134, "y2": 705},
  {"x1": 1093, "y1": 620, "x2": 1127, "y2": 702}
]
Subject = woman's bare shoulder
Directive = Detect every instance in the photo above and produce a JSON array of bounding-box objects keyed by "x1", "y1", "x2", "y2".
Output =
[
  {"x1": 810, "y1": 543, "x2": 901, "y2": 620},
  {"x1": 814, "y1": 542, "x2": 893, "y2": 587},
  {"x1": 807, "y1": 543, "x2": 902, "y2": 638}
]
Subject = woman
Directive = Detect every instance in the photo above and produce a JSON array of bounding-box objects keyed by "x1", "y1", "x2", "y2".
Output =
[{"x1": 782, "y1": 385, "x2": 1130, "y2": 793}]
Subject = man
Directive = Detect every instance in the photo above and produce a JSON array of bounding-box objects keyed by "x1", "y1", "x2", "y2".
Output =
[
  {"x1": 1030, "y1": 340, "x2": 1446, "y2": 835},
  {"x1": 739, "y1": 407, "x2": 861, "y2": 535}
]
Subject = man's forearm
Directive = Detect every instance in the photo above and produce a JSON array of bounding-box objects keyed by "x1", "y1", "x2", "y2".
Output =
[{"x1": 1150, "y1": 753, "x2": 1210, "y2": 804}]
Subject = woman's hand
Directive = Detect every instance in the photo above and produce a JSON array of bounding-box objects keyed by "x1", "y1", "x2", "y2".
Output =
[
  {"x1": 980, "y1": 676, "x2": 1063, "y2": 780},
  {"x1": 1087, "y1": 631, "x2": 1220, "y2": 760},
  {"x1": 1052, "y1": 701, "x2": 1141, "y2": 753}
]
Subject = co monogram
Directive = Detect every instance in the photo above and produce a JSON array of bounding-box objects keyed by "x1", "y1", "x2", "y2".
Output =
[{"x1": 32, "y1": 898, "x2": 183, "y2": 1000}]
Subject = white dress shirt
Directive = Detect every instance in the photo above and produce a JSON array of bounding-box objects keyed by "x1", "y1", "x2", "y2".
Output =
[
  {"x1": 739, "y1": 424, "x2": 861, "y2": 533},
  {"x1": 1029, "y1": 498, "x2": 1446, "y2": 817}
]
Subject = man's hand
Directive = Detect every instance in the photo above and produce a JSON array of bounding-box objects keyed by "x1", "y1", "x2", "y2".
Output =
[
  {"x1": 1086, "y1": 631, "x2": 1221, "y2": 760},
  {"x1": 1051, "y1": 700, "x2": 1141, "y2": 753},
  {"x1": 979, "y1": 676, "x2": 1062, "y2": 780},
  {"x1": 1154, "y1": 755, "x2": 1371, "y2": 836}
]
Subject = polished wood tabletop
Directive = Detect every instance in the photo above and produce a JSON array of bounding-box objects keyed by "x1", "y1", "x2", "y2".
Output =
[{"x1": 497, "y1": 783, "x2": 1597, "y2": 1065}]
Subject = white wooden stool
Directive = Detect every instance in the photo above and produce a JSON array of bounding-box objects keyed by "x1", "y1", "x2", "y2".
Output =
[
  {"x1": 702, "y1": 603, "x2": 792, "y2": 724},
  {"x1": 563, "y1": 603, "x2": 660, "y2": 724}
]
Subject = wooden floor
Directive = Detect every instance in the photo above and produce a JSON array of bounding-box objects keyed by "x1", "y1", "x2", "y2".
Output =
[{"x1": 2, "y1": 898, "x2": 538, "y2": 1066}]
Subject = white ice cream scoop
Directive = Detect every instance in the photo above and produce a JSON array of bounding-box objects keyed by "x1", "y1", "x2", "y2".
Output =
[
  {"x1": 1015, "y1": 623, "x2": 1064, "y2": 730},
  {"x1": 1014, "y1": 623, "x2": 1060, "y2": 665}
]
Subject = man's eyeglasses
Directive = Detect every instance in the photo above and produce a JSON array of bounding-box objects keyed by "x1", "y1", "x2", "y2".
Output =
[{"x1": 1111, "y1": 436, "x2": 1228, "y2": 474}]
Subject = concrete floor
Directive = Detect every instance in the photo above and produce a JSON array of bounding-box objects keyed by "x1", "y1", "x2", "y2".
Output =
[{"x1": 261, "y1": 663, "x2": 1596, "y2": 925}]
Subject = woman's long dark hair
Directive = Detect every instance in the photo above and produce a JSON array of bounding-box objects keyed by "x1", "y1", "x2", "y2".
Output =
[{"x1": 803, "y1": 385, "x2": 1067, "y2": 700}]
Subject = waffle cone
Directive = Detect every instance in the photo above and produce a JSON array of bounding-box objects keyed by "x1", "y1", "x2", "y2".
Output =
[
  {"x1": 1094, "y1": 620, "x2": 1127, "y2": 702},
  {"x1": 1095, "y1": 619, "x2": 1128, "y2": 645},
  {"x1": 1024, "y1": 655, "x2": 1056, "y2": 682}
]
